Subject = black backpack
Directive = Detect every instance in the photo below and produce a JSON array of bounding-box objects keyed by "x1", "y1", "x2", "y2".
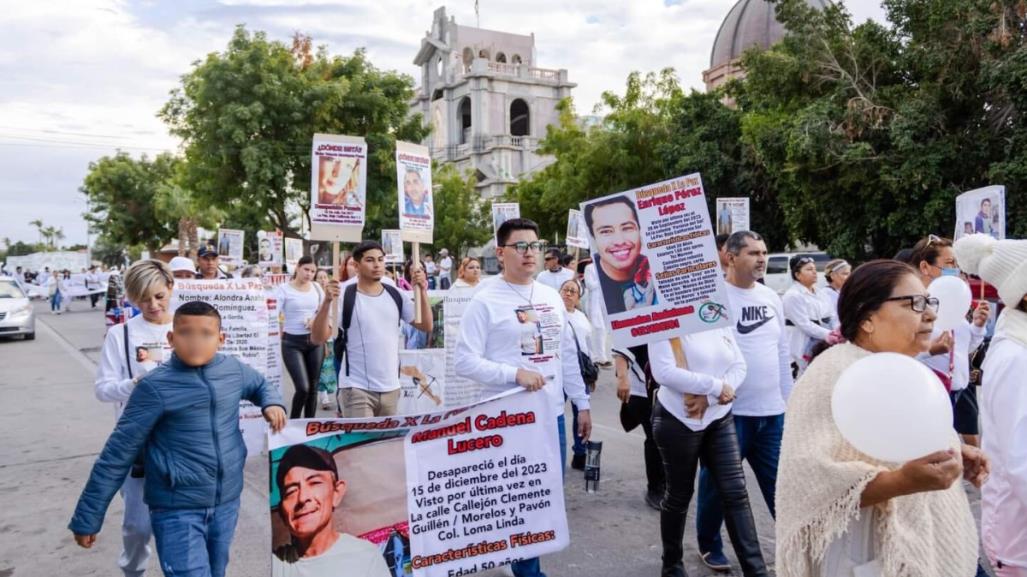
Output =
[{"x1": 332, "y1": 283, "x2": 404, "y2": 376}]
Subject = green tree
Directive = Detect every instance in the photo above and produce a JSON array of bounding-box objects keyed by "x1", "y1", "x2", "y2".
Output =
[
  {"x1": 432, "y1": 165, "x2": 491, "y2": 257},
  {"x1": 28, "y1": 219, "x2": 44, "y2": 246},
  {"x1": 160, "y1": 28, "x2": 428, "y2": 241},
  {"x1": 80, "y1": 152, "x2": 178, "y2": 254}
]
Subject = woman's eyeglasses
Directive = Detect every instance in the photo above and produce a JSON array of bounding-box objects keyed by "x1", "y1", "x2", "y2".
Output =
[
  {"x1": 502, "y1": 241, "x2": 548, "y2": 254},
  {"x1": 884, "y1": 294, "x2": 940, "y2": 313}
]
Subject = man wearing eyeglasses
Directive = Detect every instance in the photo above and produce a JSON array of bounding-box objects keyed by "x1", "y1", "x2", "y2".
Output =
[
  {"x1": 455, "y1": 218, "x2": 591, "y2": 577},
  {"x1": 583, "y1": 195, "x2": 657, "y2": 315}
]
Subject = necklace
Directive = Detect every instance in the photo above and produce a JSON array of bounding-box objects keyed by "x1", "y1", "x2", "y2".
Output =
[{"x1": 503, "y1": 278, "x2": 535, "y2": 307}]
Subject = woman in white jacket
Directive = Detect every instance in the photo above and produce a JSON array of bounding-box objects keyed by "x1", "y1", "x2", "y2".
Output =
[
  {"x1": 782, "y1": 255, "x2": 832, "y2": 375},
  {"x1": 93, "y1": 259, "x2": 175, "y2": 577},
  {"x1": 955, "y1": 234, "x2": 1027, "y2": 577}
]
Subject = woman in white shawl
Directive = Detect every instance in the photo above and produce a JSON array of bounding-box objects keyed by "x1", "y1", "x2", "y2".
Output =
[{"x1": 776, "y1": 260, "x2": 989, "y2": 577}]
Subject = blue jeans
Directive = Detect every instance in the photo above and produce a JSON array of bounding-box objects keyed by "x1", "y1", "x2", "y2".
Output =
[
  {"x1": 570, "y1": 403, "x2": 587, "y2": 457},
  {"x1": 50, "y1": 291, "x2": 62, "y2": 311},
  {"x1": 511, "y1": 416, "x2": 564, "y2": 577},
  {"x1": 150, "y1": 498, "x2": 241, "y2": 577},
  {"x1": 696, "y1": 414, "x2": 783, "y2": 556}
]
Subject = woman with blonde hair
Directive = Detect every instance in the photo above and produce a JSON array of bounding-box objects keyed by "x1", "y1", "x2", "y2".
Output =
[
  {"x1": 94, "y1": 259, "x2": 176, "y2": 577},
  {"x1": 776, "y1": 260, "x2": 988, "y2": 577},
  {"x1": 453, "y1": 257, "x2": 482, "y2": 288}
]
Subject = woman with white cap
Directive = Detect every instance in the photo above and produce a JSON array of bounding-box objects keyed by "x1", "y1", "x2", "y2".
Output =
[{"x1": 954, "y1": 233, "x2": 1027, "y2": 577}]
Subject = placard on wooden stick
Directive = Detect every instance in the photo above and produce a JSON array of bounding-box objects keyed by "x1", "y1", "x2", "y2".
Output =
[{"x1": 309, "y1": 133, "x2": 367, "y2": 243}]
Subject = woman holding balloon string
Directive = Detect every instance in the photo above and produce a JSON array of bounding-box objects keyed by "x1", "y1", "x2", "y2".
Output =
[
  {"x1": 908, "y1": 235, "x2": 990, "y2": 447},
  {"x1": 775, "y1": 260, "x2": 989, "y2": 577}
]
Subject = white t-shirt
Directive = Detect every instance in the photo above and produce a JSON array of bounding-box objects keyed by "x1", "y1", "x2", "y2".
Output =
[
  {"x1": 565, "y1": 308, "x2": 593, "y2": 359},
  {"x1": 455, "y1": 278, "x2": 590, "y2": 415},
  {"x1": 822, "y1": 286, "x2": 841, "y2": 329},
  {"x1": 424, "y1": 261, "x2": 438, "y2": 276},
  {"x1": 95, "y1": 315, "x2": 174, "y2": 420},
  {"x1": 648, "y1": 327, "x2": 746, "y2": 431},
  {"x1": 536, "y1": 268, "x2": 575, "y2": 292},
  {"x1": 726, "y1": 283, "x2": 793, "y2": 416},
  {"x1": 272, "y1": 533, "x2": 390, "y2": 577},
  {"x1": 275, "y1": 282, "x2": 323, "y2": 336},
  {"x1": 917, "y1": 319, "x2": 986, "y2": 391},
  {"x1": 439, "y1": 256, "x2": 453, "y2": 276},
  {"x1": 336, "y1": 284, "x2": 415, "y2": 392},
  {"x1": 782, "y1": 282, "x2": 833, "y2": 365}
]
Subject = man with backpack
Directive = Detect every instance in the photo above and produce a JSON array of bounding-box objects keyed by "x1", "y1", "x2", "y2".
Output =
[{"x1": 311, "y1": 240, "x2": 432, "y2": 417}]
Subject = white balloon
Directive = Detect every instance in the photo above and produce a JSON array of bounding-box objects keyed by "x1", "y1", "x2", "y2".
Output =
[
  {"x1": 929, "y1": 275, "x2": 972, "y2": 331},
  {"x1": 831, "y1": 353, "x2": 953, "y2": 463}
]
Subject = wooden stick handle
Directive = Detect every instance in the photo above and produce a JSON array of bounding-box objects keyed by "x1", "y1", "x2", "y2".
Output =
[
  {"x1": 331, "y1": 242, "x2": 340, "y2": 327},
  {"x1": 413, "y1": 242, "x2": 423, "y2": 325}
]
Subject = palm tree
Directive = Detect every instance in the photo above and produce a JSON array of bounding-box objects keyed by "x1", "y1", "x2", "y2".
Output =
[
  {"x1": 29, "y1": 219, "x2": 44, "y2": 245},
  {"x1": 41, "y1": 226, "x2": 57, "y2": 250},
  {"x1": 53, "y1": 228, "x2": 66, "y2": 250}
]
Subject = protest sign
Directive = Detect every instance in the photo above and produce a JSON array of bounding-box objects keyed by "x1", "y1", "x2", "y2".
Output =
[
  {"x1": 715, "y1": 197, "x2": 750, "y2": 235},
  {"x1": 398, "y1": 350, "x2": 446, "y2": 414},
  {"x1": 580, "y1": 173, "x2": 731, "y2": 349},
  {"x1": 171, "y1": 278, "x2": 281, "y2": 458},
  {"x1": 257, "y1": 230, "x2": 284, "y2": 270},
  {"x1": 955, "y1": 185, "x2": 1005, "y2": 240},
  {"x1": 491, "y1": 203, "x2": 520, "y2": 242},
  {"x1": 267, "y1": 389, "x2": 567, "y2": 577},
  {"x1": 5, "y1": 250, "x2": 90, "y2": 273},
  {"x1": 443, "y1": 288, "x2": 483, "y2": 408},
  {"x1": 217, "y1": 229, "x2": 244, "y2": 265},
  {"x1": 383, "y1": 229, "x2": 405, "y2": 265},
  {"x1": 397, "y1": 141, "x2": 434, "y2": 244},
  {"x1": 565, "y1": 209, "x2": 589, "y2": 250},
  {"x1": 284, "y1": 238, "x2": 304, "y2": 272},
  {"x1": 310, "y1": 133, "x2": 367, "y2": 242}
]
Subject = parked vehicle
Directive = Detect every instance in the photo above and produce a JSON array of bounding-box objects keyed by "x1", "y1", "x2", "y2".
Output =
[
  {"x1": 0, "y1": 276, "x2": 35, "y2": 340},
  {"x1": 764, "y1": 251, "x2": 831, "y2": 295}
]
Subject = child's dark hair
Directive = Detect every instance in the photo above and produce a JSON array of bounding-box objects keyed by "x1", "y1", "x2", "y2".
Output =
[
  {"x1": 353, "y1": 240, "x2": 384, "y2": 261},
  {"x1": 174, "y1": 300, "x2": 222, "y2": 328},
  {"x1": 496, "y1": 218, "x2": 540, "y2": 246}
]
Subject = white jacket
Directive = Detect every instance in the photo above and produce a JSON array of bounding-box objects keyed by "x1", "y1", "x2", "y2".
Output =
[{"x1": 782, "y1": 282, "x2": 832, "y2": 366}]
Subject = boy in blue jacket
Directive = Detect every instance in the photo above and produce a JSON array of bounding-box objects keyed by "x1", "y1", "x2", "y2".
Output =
[{"x1": 70, "y1": 300, "x2": 287, "y2": 577}]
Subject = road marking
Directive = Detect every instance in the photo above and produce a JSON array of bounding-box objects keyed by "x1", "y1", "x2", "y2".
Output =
[{"x1": 36, "y1": 316, "x2": 97, "y2": 371}]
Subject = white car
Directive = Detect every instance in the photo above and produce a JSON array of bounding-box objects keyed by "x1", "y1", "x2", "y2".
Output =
[
  {"x1": 0, "y1": 277, "x2": 35, "y2": 340},
  {"x1": 764, "y1": 252, "x2": 832, "y2": 295}
]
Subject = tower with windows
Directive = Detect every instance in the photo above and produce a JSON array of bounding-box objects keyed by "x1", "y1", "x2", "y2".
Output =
[{"x1": 411, "y1": 7, "x2": 575, "y2": 198}]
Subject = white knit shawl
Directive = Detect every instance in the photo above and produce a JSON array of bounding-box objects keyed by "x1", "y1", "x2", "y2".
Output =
[{"x1": 775, "y1": 343, "x2": 978, "y2": 577}]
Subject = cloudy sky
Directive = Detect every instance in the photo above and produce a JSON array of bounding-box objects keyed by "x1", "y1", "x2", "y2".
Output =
[{"x1": 0, "y1": 0, "x2": 887, "y2": 247}]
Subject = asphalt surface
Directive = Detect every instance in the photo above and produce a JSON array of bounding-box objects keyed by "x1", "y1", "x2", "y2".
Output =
[{"x1": 0, "y1": 300, "x2": 988, "y2": 577}]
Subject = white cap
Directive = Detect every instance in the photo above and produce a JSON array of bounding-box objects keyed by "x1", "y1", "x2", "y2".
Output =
[
  {"x1": 169, "y1": 256, "x2": 196, "y2": 274},
  {"x1": 954, "y1": 234, "x2": 1027, "y2": 306}
]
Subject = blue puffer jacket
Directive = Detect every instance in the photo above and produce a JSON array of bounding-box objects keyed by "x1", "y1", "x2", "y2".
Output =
[{"x1": 69, "y1": 353, "x2": 284, "y2": 535}]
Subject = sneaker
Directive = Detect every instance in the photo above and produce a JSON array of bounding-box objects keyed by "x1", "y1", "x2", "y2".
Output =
[
  {"x1": 699, "y1": 551, "x2": 731, "y2": 573},
  {"x1": 570, "y1": 453, "x2": 586, "y2": 470},
  {"x1": 644, "y1": 489, "x2": 663, "y2": 511}
]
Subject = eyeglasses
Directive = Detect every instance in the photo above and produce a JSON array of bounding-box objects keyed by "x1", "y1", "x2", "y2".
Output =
[
  {"x1": 883, "y1": 294, "x2": 940, "y2": 313},
  {"x1": 501, "y1": 241, "x2": 547, "y2": 254},
  {"x1": 559, "y1": 287, "x2": 580, "y2": 295}
]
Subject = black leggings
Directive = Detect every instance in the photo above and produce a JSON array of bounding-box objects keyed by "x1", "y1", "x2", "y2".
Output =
[
  {"x1": 652, "y1": 401, "x2": 767, "y2": 577},
  {"x1": 281, "y1": 333, "x2": 324, "y2": 418}
]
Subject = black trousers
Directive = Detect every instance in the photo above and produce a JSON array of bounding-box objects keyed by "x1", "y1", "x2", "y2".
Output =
[
  {"x1": 622, "y1": 395, "x2": 665, "y2": 493},
  {"x1": 652, "y1": 401, "x2": 768, "y2": 577},
  {"x1": 281, "y1": 333, "x2": 324, "y2": 418}
]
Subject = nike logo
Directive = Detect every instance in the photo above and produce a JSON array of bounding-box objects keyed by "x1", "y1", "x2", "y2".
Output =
[{"x1": 736, "y1": 317, "x2": 773, "y2": 334}]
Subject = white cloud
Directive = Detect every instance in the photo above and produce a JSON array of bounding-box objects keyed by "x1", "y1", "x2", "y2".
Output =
[{"x1": 0, "y1": 0, "x2": 888, "y2": 247}]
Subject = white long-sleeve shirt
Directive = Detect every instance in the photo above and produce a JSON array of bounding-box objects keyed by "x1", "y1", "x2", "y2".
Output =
[
  {"x1": 95, "y1": 315, "x2": 173, "y2": 420},
  {"x1": 455, "y1": 278, "x2": 590, "y2": 415},
  {"x1": 782, "y1": 282, "x2": 832, "y2": 365},
  {"x1": 980, "y1": 319, "x2": 1027, "y2": 569},
  {"x1": 917, "y1": 319, "x2": 986, "y2": 391},
  {"x1": 648, "y1": 327, "x2": 746, "y2": 431},
  {"x1": 726, "y1": 283, "x2": 793, "y2": 416}
]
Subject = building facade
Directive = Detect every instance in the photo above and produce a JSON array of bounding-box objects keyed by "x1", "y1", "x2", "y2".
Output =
[{"x1": 411, "y1": 7, "x2": 575, "y2": 199}]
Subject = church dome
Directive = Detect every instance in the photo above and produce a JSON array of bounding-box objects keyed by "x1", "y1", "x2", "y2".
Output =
[{"x1": 709, "y1": 0, "x2": 829, "y2": 69}]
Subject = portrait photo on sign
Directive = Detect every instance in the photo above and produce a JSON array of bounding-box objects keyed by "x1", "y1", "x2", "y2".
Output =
[
  {"x1": 954, "y1": 185, "x2": 1005, "y2": 240},
  {"x1": 270, "y1": 433, "x2": 408, "y2": 577},
  {"x1": 583, "y1": 195, "x2": 657, "y2": 315},
  {"x1": 401, "y1": 165, "x2": 432, "y2": 218},
  {"x1": 317, "y1": 156, "x2": 363, "y2": 208},
  {"x1": 515, "y1": 306, "x2": 544, "y2": 356}
]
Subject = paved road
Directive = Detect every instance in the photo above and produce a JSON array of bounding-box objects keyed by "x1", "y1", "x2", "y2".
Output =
[{"x1": 0, "y1": 302, "x2": 987, "y2": 577}]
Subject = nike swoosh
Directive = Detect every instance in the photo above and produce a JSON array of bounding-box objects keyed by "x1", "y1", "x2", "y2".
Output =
[{"x1": 736, "y1": 317, "x2": 773, "y2": 335}]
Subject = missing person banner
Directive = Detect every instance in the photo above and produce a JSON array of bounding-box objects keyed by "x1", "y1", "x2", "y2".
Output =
[
  {"x1": 398, "y1": 350, "x2": 446, "y2": 414},
  {"x1": 715, "y1": 197, "x2": 750, "y2": 235},
  {"x1": 311, "y1": 133, "x2": 367, "y2": 242},
  {"x1": 565, "y1": 209, "x2": 589, "y2": 250},
  {"x1": 383, "y1": 229, "x2": 405, "y2": 265},
  {"x1": 397, "y1": 141, "x2": 434, "y2": 244},
  {"x1": 284, "y1": 238, "x2": 304, "y2": 272},
  {"x1": 443, "y1": 288, "x2": 482, "y2": 408},
  {"x1": 217, "y1": 228, "x2": 245, "y2": 265},
  {"x1": 258, "y1": 230, "x2": 284, "y2": 270},
  {"x1": 955, "y1": 185, "x2": 1005, "y2": 240},
  {"x1": 579, "y1": 173, "x2": 731, "y2": 349},
  {"x1": 171, "y1": 279, "x2": 282, "y2": 458},
  {"x1": 491, "y1": 203, "x2": 520, "y2": 242},
  {"x1": 267, "y1": 389, "x2": 567, "y2": 577}
]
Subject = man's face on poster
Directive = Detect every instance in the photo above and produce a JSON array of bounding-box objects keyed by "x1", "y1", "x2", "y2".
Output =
[
  {"x1": 591, "y1": 202, "x2": 641, "y2": 274},
  {"x1": 280, "y1": 467, "x2": 346, "y2": 541},
  {"x1": 404, "y1": 170, "x2": 426, "y2": 206},
  {"x1": 260, "y1": 238, "x2": 272, "y2": 257},
  {"x1": 515, "y1": 309, "x2": 529, "y2": 324},
  {"x1": 981, "y1": 198, "x2": 992, "y2": 216}
]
